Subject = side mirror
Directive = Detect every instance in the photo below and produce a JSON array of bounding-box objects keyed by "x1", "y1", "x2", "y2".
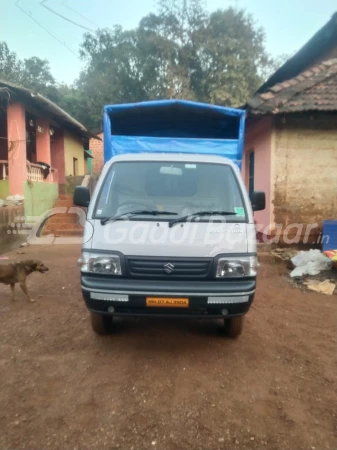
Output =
[
  {"x1": 250, "y1": 191, "x2": 265, "y2": 211},
  {"x1": 73, "y1": 186, "x2": 90, "y2": 207}
]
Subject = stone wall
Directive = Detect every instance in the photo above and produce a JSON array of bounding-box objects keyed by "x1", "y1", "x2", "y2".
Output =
[
  {"x1": 0, "y1": 205, "x2": 26, "y2": 253},
  {"x1": 0, "y1": 180, "x2": 9, "y2": 200},
  {"x1": 88, "y1": 174, "x2": 99, "y2": 196},
  {"x1": 65, "y1": 176, "x2": 85, "y2": 196},
  {"x1": 24, "y1": 182, "x2": 59, "y2": 220},
  {"x1": 273, "y1": 113, "x2": 337, "y2": 237}
]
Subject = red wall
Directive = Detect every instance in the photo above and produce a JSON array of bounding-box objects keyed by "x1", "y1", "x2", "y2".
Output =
[{"x1": 90, "y1": 133, "x2": 103, "y2": 174}]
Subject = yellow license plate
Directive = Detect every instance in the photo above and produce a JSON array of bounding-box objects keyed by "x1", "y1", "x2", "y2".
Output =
[{"x1": 146, "y1": 297, "x2": 189, "y2": 308}]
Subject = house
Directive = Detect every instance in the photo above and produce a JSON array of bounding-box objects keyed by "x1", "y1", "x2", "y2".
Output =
[
  {"x1": 0, "y1": 79, "x2": 97, "y2": 218},
  {"x1": 64, "y1": 130, "x2": 92, "y2": 177},
  {"x1": 243, "y1": 12, "x2": 337, "y2": 243}
]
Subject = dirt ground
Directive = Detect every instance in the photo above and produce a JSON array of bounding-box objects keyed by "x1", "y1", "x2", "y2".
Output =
[{"x1": 0, "y1": 244, "x2": 336, "y2": 450}]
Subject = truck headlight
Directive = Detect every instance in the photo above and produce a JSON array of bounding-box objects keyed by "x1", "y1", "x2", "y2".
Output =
[
  {"x1": 216, "y1": 256, "x2": 258, "y2": 278},
  {"x1": 78, "y1": 252, "x2": 122, "y2": 275}
]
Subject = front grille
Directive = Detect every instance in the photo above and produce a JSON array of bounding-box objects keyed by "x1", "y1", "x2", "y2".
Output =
[{"x1": 126, "y1": 256, "x2": 213, "y2": 279}]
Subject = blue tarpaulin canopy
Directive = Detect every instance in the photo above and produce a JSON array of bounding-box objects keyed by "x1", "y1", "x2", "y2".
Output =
[{"x1": 103, "y1": 100, "x2": 246, "y2": 168}]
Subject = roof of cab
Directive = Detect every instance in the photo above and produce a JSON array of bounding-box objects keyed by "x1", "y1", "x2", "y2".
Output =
[{"x1": 104, "y1": 152, "x2": 237, "y2": 167}]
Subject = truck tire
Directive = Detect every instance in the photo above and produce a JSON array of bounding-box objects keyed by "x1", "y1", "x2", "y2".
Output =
[
  {"x1": 90, "y1": 312, "x2": 113, "y2": 335},
  {"x1": 224, "y1": 316, "x2": 244, "y2": 338}
]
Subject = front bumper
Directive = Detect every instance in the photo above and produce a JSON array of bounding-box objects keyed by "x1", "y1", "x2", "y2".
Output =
[{"x1": 81, "y1": 276, "x2": 256, "y2": 318}]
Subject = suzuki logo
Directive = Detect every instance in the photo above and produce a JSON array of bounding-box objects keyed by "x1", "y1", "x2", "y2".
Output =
[{"x1": 164, "y1": 263, "x2": 175, "y2": 274}]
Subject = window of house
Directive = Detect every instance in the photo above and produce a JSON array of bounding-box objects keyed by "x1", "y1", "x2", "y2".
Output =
[
  {"x1": 249, "y1": 150, "x2": 255, "y2": 197},
  {"x1": 73, "y1": 157, "x2": 78, "y2": 176}
]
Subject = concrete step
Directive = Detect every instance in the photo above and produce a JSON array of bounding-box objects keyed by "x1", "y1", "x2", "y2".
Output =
[
  {"x1": 42, "y1": 230, "x2": 83, "y2": 237},
  {"x1": 40, "y1": 196, "x2": 83, "y2": 237},
  {"x1": 59, "y1": 194, "x2": 73, "y2": 200},
  {"x1": 44, "y1": 222, "x2": 83, "y2": 232},
  {"x1": 54, "y1": 200, "x2": 75, "y2": 208},
  {"x1": 42, "y1": 226, "x2": 84, "y2": 237},
  {"x1": 43, "y1": 221, "x2": 83, "y2": 230},
  {"x1": 47, "y1": 215, "x2": 79, "y2": 224},
  {"x1": 51, "y1": 229, "x2": 83, "y2": 237}
]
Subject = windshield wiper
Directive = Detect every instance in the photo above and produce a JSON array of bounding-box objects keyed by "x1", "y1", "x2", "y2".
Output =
[
  {"x1": 101, "y1": 210, "x2": 178, "y2": 225},
  {"x1": 169, "y1": 211, "x2": 237, "y2": 228}
]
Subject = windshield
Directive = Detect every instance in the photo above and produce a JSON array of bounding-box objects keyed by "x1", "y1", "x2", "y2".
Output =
[{"x1": 94, "y1": 161, "x2": 247, "y2": 222}]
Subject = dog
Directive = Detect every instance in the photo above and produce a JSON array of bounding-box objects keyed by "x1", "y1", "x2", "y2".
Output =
[{"x1": 0, "y1": 260, "x2": 49, "y2": 303}]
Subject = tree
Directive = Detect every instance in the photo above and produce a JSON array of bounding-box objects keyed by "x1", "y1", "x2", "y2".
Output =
[
  {"x1": 0, "y1": 42, "x2": 59, "y2": 102},
  {"x1": 154, "y1": 0, "x2": 207, "y2": 99},
  {"x1": 21, "y1": 56, "x2": 60, "y2": 101},
  {"x1": 21, "y1": 57, "x2": 54, "y2": 91},
  {"x1": 0, "y1": 42, "x2": 22, "y2": 83},
  {"x1": 197, "y1": 8, "x2": 273, "y2": 106},
  {"x1": 0, "y1": 3, "x2": 286, "y2": 131},
  {"x1": 76, "y1": 26, "x2": 154, "y2": 129},
  {"x1": 75, "y1": 0, "x2": 207, "y2": 128},
  {"x1": 262, "y1": 53, "x2": 293, "y2": 81},
  {"x1": 76, "y1": 2, "x2": 276, "y2": 129},
  {"x1": 54, "y1": 83, "x2": 83, "y2": 119}
]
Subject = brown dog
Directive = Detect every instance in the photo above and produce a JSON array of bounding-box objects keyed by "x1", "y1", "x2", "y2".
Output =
[{"x1": 0, "y1": 260, "x2": 49, "y2": 303}]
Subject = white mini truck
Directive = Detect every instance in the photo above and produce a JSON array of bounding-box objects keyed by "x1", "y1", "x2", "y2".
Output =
[
  {"x1": 74, "y1": 154, "x2": 265, "y2": 337},
  {"x1": 75, "y1": 153, "x2": 265, "y2": 338}
]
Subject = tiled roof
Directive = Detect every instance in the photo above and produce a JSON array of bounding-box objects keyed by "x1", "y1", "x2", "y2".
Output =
[
  {"x1": 0, "y1": 79, "x2": 98, "y2": 139},
  {"x1": 247, "y1": 59, "x2": 337, "y2": 114},
  {"x1": 256, "y1": 13, "x2": 337, "y2": 94}
]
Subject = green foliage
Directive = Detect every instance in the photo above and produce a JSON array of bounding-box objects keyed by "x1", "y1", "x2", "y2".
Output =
[
  {"x1": 0, "y1": 1, "x2": 285, "y2": 131},
  {"x1": 75, "y1": 2, "x2": 276, "y2": 129},
  {"x1": 0, "y1": 42, "x2": 22, "y2": 83},
  {"x1": 21, "y1": 57, "x2": 56, "y2": 97},
  {"x1": 262, "y1": 52, "x2": 293, "y2": 80},
  {"x1": 0, "y1": 43, "x2": 58, "y2": 101},
  {"x1": 198, "y1": 8, "x2": 271, "y2": 106}
]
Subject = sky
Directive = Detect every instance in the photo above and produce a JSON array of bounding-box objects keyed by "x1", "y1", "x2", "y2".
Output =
[{"x1": 1, "y1": 0, "x2": 337, "y2": 85}]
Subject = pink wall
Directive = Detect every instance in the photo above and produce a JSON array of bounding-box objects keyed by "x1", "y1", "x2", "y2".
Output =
[
  {"x1": 242, "y1": 116, "x2": 273, "y2": 232},
  {"x1": 7, "y1": 103, "x2": 27, "y2": 195},
  {"x1": 36, "y1": 118, "x2": 51, "y2": 176}
]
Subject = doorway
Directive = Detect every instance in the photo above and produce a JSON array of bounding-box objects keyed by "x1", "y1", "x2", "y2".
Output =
[{"x1": 73, "y1": 157, "x2": 78, "y2": 176}]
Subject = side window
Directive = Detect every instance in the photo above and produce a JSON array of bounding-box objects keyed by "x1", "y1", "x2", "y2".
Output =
[
  {"x1": 249, "y1": 150, "x2": 255, "y2": 197},
  {"x1": 95, "y1": 168, "x2": 115, "y2": 215}
]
